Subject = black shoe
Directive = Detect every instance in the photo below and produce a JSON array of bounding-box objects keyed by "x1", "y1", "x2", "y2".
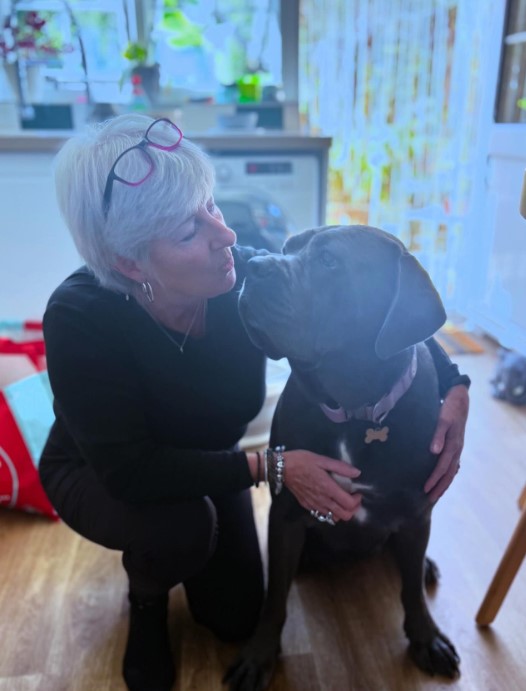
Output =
[{"x1": 122, "y1": 593, "x2": 175, "y2": 691}]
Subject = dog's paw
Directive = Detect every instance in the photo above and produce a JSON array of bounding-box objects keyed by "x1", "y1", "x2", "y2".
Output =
[
  {"x1": 409, "y1": 631, "x2": 460, "y2": 678},
  {"x1": 223, "y1": 642, "x2": 280, "y2": 691}
]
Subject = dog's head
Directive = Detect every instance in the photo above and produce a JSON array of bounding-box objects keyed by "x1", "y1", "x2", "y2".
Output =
[{"x1": 238, "y1": 225, "x2": 446, "y2": 364}]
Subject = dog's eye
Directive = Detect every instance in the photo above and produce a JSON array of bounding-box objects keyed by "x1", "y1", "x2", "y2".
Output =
[{"x1": 319, "y1": 250, "x2": 338, "y2": 269}]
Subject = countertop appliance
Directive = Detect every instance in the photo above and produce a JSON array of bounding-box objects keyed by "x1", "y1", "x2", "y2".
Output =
[
  {"x1": 213, "y1": 186, "x2": 290, "y2": 252},
  {"x1": 208, "y1": 150, "x2": 324, "y2": 241}
]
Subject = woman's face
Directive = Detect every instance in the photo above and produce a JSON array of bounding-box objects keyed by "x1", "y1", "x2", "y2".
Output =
[{"x1": 147, "y1": 198, "x2": 237, "y2": 301}]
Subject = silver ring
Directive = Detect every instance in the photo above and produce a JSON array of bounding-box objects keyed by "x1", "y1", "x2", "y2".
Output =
[{"x1": 309, "y1": 509, "x2": 335, "y2": 526}]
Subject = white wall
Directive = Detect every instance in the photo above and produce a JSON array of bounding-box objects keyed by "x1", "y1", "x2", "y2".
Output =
[{"x1": 0, "y1": 152, "x2": 81, "y2": 320}]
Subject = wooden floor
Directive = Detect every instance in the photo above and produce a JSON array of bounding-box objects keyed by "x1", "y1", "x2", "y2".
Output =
[{"x1": 1, "y1": 339, "x2": 526, "y2": 691}]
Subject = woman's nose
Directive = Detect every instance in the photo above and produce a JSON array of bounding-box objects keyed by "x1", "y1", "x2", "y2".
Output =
[
  {"x1": 209, "y1": 213, "x2": 237, "y2": 248},
  {"x1": 223, "y1": 224, "x2": 237, "y2": 247}
]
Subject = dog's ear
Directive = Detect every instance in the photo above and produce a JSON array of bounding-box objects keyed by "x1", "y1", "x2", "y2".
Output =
[
  {"x1": 375, "y1": 252, "x2": 446, "y2": 360},
  {"x1": 283, "y1": 227, "x2": 321, "y2": 255}
]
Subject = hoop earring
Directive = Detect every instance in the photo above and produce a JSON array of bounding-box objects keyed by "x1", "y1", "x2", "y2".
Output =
[{"x1": 141, "y1": 281, "x2": 155, "y2": 303}]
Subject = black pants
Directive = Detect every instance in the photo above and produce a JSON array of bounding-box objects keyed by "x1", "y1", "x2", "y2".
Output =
[{"x1": 39, "y1": 458, "x2": 264, "y2": 641}]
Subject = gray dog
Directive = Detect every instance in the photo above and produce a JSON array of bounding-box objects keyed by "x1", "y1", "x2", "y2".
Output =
[{"x1": 226, "y1": 225, "x2": 460, "y2": 690}]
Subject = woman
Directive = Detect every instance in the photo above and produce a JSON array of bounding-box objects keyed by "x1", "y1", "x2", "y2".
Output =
[{"x1": 39, "y1": 114, "x2": 469, "y2": 691}]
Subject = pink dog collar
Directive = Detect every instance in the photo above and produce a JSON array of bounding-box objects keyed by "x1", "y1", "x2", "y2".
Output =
[{"x1": 320, "y1": 346, "x2": 417, "y2": 425}]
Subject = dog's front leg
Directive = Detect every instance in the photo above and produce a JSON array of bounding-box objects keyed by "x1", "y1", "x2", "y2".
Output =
[
  {"x1": 390, "y1": 518, "x2": 460, "y2": 678},
  {"x1": 224, "y1": 496, "x2": 306, "y2": 691}
]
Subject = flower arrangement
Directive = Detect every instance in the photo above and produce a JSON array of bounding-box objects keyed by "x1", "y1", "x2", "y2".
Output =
[{"x1": 1, "y1": 8, "x2": 73, "y2": 65}]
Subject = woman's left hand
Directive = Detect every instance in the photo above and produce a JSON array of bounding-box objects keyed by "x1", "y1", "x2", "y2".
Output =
[{"x1": 424, "y1": 385, "x2": 470, "y2": 503}]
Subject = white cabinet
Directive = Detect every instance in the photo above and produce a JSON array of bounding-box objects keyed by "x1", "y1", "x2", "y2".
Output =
[
  {"x1": 0, "y1": 152, "x2": 80, "y2": 319},
  {"x1": 467, "y1": 129, "x2": 526, "y2": 354},
  {"x1": 463, "y1": 0, "x2": 526, "y2": 355}
]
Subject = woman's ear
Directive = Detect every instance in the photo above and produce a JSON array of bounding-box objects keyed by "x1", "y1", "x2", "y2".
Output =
[{"x1": 113, "y1": 256, "x2": 146, "y2": 282}]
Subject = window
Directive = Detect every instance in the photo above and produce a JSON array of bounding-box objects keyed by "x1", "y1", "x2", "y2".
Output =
[
  {"x1": 0, "y1": 0, "x2": 286, "y2": 105},
  {"x1": 496, "y1": 0, "x2": 526, "y2": 123},
  {"x1": 0, "y1": 0, "x2": 131, "y2": 104},
  {"x1": 147, "y1": 0, "x2": 282, "y2": 101}
]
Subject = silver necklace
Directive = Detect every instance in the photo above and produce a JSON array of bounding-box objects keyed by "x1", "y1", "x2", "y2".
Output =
[{"x1": 150, "y1": 300, "x2": 206, "y2": 354}]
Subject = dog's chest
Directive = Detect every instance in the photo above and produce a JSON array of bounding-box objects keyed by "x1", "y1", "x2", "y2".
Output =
[
  {"x1": 331, "y1": 433, "x2": 424, "y2": 527},
  {"x1": 331, "y1": 438, "x2": 373, "y2": 523}
]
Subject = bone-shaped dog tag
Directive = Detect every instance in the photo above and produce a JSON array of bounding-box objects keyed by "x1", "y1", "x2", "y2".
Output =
[{"x1": 365, "y1": 426, "x2": 389, "y2": 443}]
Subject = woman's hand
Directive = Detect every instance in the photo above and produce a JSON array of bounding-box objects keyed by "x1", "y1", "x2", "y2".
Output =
[
  {"x1": 425, "y1": 385, "x2": 470, "y2": 503},
  {"x1": 283, "y1": 450, "x2": 363, "y2": 523}
]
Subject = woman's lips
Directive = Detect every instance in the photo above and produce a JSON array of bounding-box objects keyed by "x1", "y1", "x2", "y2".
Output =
[{"x1": 220, "y1": 253, "x2": 235, "y2": 273}]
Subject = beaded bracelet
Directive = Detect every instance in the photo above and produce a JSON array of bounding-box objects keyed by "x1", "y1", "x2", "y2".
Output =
[{"x1": 266, "y1": 445, "x2": 286, "y2": 495}]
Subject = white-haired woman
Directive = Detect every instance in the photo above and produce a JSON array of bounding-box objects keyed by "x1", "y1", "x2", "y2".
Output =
[{"x1": 39, "y1": 114, "x2": 469, "y2": 691}]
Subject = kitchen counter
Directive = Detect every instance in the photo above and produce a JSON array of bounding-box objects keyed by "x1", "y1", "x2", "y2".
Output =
[{"x1": 0, "y1": 128, "x2": 331, "y2": 154}]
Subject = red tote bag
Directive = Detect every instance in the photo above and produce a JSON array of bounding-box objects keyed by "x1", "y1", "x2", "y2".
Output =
[{"x1": 0, "y1": 321, "x2": 57, "y2": 519}]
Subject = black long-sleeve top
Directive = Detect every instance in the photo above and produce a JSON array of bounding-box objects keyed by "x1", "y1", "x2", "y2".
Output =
[{"x1": 39, "y1": 245, "x2": 468, "y2": 504}]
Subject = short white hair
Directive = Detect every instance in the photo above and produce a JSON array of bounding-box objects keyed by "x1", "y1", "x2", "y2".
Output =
[{"x1": 54, "y1": 113, "x2": 216, "y2": 293}]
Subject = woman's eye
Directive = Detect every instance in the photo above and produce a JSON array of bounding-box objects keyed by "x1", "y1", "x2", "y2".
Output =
[
  {"x1": 180, "y1": 225, "x2": 197, "y2": 242},
  {"x1": 319, "y1": 249, "x2": 337, "y2": 269}
]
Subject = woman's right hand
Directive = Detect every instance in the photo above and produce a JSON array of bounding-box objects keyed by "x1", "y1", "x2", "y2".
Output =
[{"x1": 282, "y1": 449, "x2": 363, "y2": 523}]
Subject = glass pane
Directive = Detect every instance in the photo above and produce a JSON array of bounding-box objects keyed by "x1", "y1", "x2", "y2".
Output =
[
  {"x1": 148, "y1": 0, "x2": 282, "y2": 102},
  {"x1": 65, "y1": 1, "x2": 129, "y2": 103},
  {"x1": 496, "y1": 0, "x2": 526, "y2": 123},
  {"x1": 507, "y1": 0, "x2": 526, "y2": 35},
  {"x1": 147, "y1": 118, "x2": 182, "y2": 147},
  {"x1": 114, "y1": 147, "x2": 152, "y2": 183},
  {"x1": 0, "y1": 0, "x2": 129, "y2": 105},
  {"x1": 496, "y1": 43, "x2": 526, "y2": 123}
]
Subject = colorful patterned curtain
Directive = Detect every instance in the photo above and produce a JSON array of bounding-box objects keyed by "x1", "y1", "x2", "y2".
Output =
[{"x1": 299, "y1": 0, "x2": 496, "y2": 308}]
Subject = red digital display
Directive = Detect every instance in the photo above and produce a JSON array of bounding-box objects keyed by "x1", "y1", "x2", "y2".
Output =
[{"x1": 245, "y1": 162, "x2": 293, "y2": 175}]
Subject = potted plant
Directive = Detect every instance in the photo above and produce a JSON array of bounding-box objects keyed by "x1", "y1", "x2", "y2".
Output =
[
  {"x1": 122, "y1": 1, "x2": 210, "y2": 106},
  {"x1": 122, "y1": 39, "x2": 160, "y2": 105}
]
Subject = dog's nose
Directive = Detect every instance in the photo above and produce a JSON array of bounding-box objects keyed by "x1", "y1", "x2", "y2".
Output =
[{"x1": 247, "y1": 255, "x2": 278, "y2": 278}]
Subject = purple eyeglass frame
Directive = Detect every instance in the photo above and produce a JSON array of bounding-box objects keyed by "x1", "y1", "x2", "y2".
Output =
[{"x1": 102, "y1": 118, "x2": 183, "y2": 219}]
